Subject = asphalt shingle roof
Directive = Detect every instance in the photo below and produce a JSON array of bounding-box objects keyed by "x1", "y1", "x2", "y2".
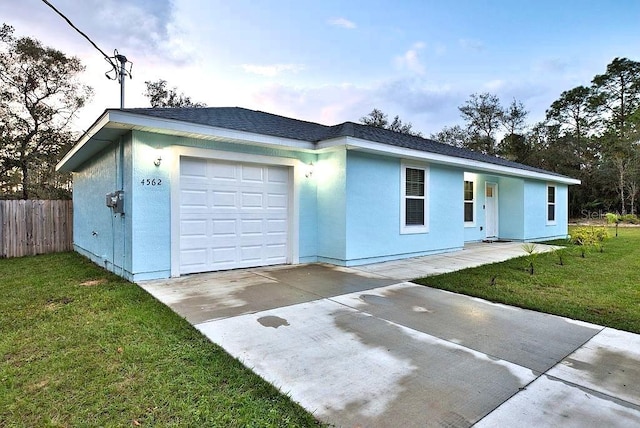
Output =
[{"x1": 121, "y1": 107, "x2": 570, "y2": 178}]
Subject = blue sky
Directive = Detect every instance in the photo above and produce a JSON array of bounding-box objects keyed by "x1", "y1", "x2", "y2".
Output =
[{"x1": 2, "y1": 0, "x2": 639, "y2": 136}]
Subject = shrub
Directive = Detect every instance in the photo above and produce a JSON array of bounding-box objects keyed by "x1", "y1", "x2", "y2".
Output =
[
  {"x1": 570, "y1": 227, "x2": 590, "y2": 245},
  {"x1": 593, "y1": 226, "x2": 609, "y2": 242},
  {"x1": 622, "y1": 214, "x2": 639, "y2": 224},
  {"x1": 570, "y1": 226, "x2": 608, "y2": 256},
  {"x1": 570, "y1": 226, "x2": 608, "y2": 245},
  {"x1": 605, "y1": 212, "x2": 620, "y2": 224}
]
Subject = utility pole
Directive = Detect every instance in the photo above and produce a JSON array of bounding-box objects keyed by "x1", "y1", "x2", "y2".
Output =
[
  {"x1": 116, "y1": 53, "x2": 128, "y2": 109},
  {"x1": 105, "y1": 50, "x2": 132, "y2": 108}
]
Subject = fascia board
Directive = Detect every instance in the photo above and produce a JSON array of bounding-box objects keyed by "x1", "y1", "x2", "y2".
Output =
[
  {"x1": 106, "y1": 111, "x2": 316, "y2": 150},
  {"x1": 321, "y1": 136, "x2": 581, "y2": 185},
  {"x1": 56, "y1": 110, "x2": 317, "y2": 172},
  {"x1": 56, "y1": 111, "x2": 111, "y2": 172}
]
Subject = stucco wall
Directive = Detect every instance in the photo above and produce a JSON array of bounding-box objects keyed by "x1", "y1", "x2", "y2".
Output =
[
  {"x1": 316, "y1": 148, "x2": 347, "y2": 263},
  {"x1": 340, "y1": 151, "x2": 464, "y2": 265},
  {"x1": 72, "y1": 133, "x2": 132, "y2": 278},
  {"x1": 524, "y1": 181, "x2": 569, "y2": 241},
  {"x1": 129, "y1": 132, "x2": 172, "y2": 280}
]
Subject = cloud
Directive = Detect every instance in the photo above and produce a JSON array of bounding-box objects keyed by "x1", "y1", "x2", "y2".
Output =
[
  {"x1": 475, "y1": 78, "x2": 558, "y2": 124},
  {"x1": 328, "y1": 17, "x2": 357, "y2": 29},
  {"x1": 251, "y1": 83, "x2": 368, "y2": 124},
  {"x1": 377, "y1": 78, "x2": 461, "y2": 117},
  {"x1": 536, "y1": 58, "x2": 569, "y2": 74},
  {"x1": 249, "y1": 77, "x2": 465, "y2": 136},
  {"x1": 395, "y1": 42, "x2": 426, "y2": 75},
  {"x1": 459, "y1": 38, "x2": 485, "y2": 51},
  {"x1": 434, "y1": 42, "x2": 447, "y2": 56},
  {"x1": 7, "y1": 0, "x2": 191, "y2": 64},
  {"x1": 241, "y1": 64, "x2": 305, "y2": 77},
  {"x1": 483, "y1": 79, "x2": 506, "y2": 92}
]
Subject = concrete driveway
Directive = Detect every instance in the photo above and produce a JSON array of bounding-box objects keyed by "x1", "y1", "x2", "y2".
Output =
[{"x1": 140, "y1": 244, "x2": 640, "y2": 427}]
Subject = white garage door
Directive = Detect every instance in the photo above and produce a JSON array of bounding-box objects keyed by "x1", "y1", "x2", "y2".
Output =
[{"x1": 179, "y1": 157, "x2": 289, "y2": 274}]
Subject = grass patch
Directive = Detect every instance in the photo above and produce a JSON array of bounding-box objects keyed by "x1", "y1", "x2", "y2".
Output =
[
  {"x1": 0, "y1": 252, "x2": 323, "y2": 427},
  {"x1": 414, "y1": 227, "x2": 640, "y2": 334}
]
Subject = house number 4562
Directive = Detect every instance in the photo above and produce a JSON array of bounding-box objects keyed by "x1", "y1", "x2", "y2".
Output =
[{"x1": 141, "y1": 178, "x2": 162, "y2": 186}]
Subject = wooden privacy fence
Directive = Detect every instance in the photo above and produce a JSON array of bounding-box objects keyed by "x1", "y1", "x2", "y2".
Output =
[{"x1": 0, "y1": 200, "x2": 73, "y2": 258}]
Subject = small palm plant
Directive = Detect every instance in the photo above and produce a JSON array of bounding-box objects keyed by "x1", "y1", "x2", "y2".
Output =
[
  {"x1": 521, "y1": 243, "x2": 539, "y2": 275},
  {"x1": 554, "y1": 237, "x2": 573, "y2": 266},
  {"x1": 554, "y1": 246, "x2": 570, "y2": 266}
]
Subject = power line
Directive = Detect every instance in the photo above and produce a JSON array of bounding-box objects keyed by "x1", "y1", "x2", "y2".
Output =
[
  {"x1": 40, "y1": 0, "x2": 133, "y2": 107},
  {"x1": 40, "y1": 0, "x2": 116, "y2": 69}
]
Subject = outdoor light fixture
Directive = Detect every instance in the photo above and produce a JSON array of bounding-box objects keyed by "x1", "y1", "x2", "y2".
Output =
[
  {"x1": 305, "y1": 162, "x2": 314, "y2": 178},
  {"x1": 154, "y1": 156, "x2": 162, "y2": 167}
]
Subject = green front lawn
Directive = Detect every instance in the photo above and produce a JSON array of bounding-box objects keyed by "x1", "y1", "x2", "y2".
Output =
[
  {"x1": 0, "y1": 252, "x2": 322, "y2": 427},
  {"x1": 414, "y1": 227, "x2": 640, "y2": 334}
]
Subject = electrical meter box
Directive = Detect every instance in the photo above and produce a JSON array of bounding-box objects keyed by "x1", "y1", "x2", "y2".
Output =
[{"x1": 105, "y1": 190, "x2": 124, "y2": 214}]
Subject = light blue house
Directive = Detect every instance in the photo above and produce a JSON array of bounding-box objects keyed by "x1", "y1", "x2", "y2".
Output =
[{"x1": 57, "y1": 108, "x2": 580, "y2": 281}]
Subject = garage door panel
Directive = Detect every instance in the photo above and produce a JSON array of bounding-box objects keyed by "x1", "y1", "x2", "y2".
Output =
[
  {"x1": 181, "y1": 157, "x2": 208, "y2": 177},
  {"x1": 267, "y1": 193, "x2": 287, "y2": 208},
  {"x1": 211, "y1": 162, "x2": 237, "y2": 181},
  {"x1": 241, "y1": 165, "x2": 264, "y2": 182},
  {"x1": 266, "y1": 244, "x2": 287, "y2": 259},
  {"x1": 180, "y1": 248, "x2": 207, "y2": 270},
  {"x1": 180, "y1": 157, "x2": 289, "y2": 274},
  {"x1": 267, "y1": 167, "x2": 288, "y2": 183},
  {"x1": 240, "y1": 219, "x2": 263, "y2": 235},
  {"x1": 240, "y1": 245, "x2": 262, "y2": 260},
  {"x1": 212, "y1": 219, "x2": 237, "y2": 237},
  {"x1": 180, "y1": 235, "x2": 209, "y2": 250},
  {"x1": 266, "y1": 219, "x2": 287, "y2": 233},
  {"x1": 180, "y1": 219, "x2": 207, "y2": 236},
  {"x1": 263, "y1": 236, "x2": 287, "y2": 248},
  {"x1": 181, "y1": 189, "x2": 208, "y2": 208},
  {"x1": 211, "y1": 246, "x2": 236, "y2": 262},
  {"x1": 241, "y1": 192, "x2": 264, "y2": 208},
  {"x1": 210, "y1": 191, "x2": 236, "y2": 208}
]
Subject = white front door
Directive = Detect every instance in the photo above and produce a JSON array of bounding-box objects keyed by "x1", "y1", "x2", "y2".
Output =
[
  {"x1": 485, "y1": 182, "x2": 498, "y2": 238},
  {"x1": 179, "y1": 157, "x2": 290, "y2": 274}
]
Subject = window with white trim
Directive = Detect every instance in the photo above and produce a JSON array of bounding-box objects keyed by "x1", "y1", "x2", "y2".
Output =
[
  {"x1": 547, "y1": 185, "x2": 556, "y2": 223},
  {"x1": 464, "y1": 180, "x2": 474, "y2": 224},
  {"x1": 401, "y1": 164, "x2": 428, "y2": 234}
]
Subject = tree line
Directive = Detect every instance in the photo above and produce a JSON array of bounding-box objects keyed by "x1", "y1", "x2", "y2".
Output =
[{"x1": 361, "y1": 58, "x2": 640, "y2": 217}]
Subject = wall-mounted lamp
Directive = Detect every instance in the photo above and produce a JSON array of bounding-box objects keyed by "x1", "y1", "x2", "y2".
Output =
[
  {"x1": 154, "y1": 156, "x2": 162, "y2": 167},
  {"x1": 305, "y1": 162, "x2": 314, "y2": 178}
]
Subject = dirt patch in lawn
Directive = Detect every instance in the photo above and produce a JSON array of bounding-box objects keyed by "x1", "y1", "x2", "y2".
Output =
[{"x1": 80, "y1": 279, "x2": 108, "y2": 287}]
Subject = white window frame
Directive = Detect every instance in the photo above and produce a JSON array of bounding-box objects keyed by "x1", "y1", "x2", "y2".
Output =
[
  {"x1": 547, "y1": 184, "x2": 556, "y2": 225},
  {"x1": 400, "y1": 162, "x2": 429, "y2": 234},
  {"x1": 463, "y1": 179, "x2": 475, "y2": 227}
]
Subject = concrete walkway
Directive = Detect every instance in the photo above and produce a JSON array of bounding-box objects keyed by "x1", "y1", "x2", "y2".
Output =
[
  {"x1": 351, "y1": 241, "x2": 559, "y2": 280},
  {"x1": 139, "y1": 243, "x2": 640, "y2": 427}
]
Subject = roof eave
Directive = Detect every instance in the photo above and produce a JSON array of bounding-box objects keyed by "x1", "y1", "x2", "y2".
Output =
[
  {"x1": 57, "y1": 110, "x2": 317, "y2": 172},
  {"x1": 56, "y1": 110, "x2": 112, "y2": 172},
  {"x1": 318, "y1": 136, "x2": 581, "y2": 185}
]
